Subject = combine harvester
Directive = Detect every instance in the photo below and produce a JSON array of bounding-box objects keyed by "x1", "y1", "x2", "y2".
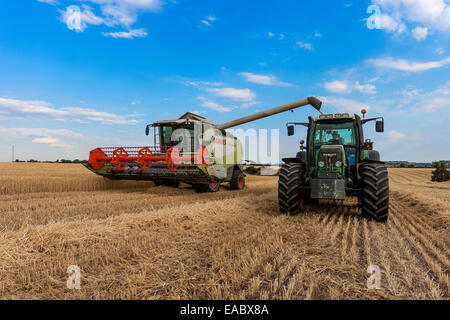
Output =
[{"x1": 85, "y1": 97, "x2": 322, "y2": 192}]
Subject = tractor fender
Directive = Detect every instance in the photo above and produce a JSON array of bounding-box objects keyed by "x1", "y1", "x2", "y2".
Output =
[
  {"x1": 282, "y1": 158, "x2": 307, "y2": 180},
  {"x1": 356, "y1": 159, "x2": 386, "y2": 181},
  {"x1": 364, "y1": 150, "x2": 381, "y2": 161},
  {"x1": 282, "y1": 157, "x2": 307, "y2": 165}
]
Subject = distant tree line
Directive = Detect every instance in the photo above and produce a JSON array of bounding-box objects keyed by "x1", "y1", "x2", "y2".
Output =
[{"x1": 15, "y1": 159, "x2": 88, "y2": 164}]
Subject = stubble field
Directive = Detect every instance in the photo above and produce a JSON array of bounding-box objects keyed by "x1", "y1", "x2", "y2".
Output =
[{"x1": 0, "y1": 163, "x2": 448, "y2": 299}]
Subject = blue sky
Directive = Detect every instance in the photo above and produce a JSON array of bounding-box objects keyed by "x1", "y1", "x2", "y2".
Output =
[{"x1": 0, "y1": 0, "x2": 449, "y2": 162}]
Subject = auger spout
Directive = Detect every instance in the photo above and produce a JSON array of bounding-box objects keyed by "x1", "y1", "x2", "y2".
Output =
[{"x1": 216, "y1": 96, "x2": 322, "y2": 130}]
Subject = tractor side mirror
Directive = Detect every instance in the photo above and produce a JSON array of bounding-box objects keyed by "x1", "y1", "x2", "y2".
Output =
[
  {"x1": 145, "y1": 125, "x2": 150, "y2": 136},
  {"x1": 375, "y1": 120, "x2": 384, "y2": 132},
  {"x1": 287, "y1": 125, "x2": 295, "y2": 136}
]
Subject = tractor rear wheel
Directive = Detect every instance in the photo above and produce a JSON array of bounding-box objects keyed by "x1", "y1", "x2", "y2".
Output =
[
  {"x1": 278, "y1": 163, "x2": 306, "y2": 215},
  {"x1": 360, "y1": 163, "x2": 389, "y2": 222},
  {"x1": 230, "y1": 169, "x2": 245, "y2": 190}
]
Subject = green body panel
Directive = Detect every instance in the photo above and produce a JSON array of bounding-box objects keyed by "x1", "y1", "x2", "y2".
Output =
[
  {"x1": 363, "y1": 150, "x2": 370, "y2": 160},
  {"x1": 316, "y1": 145, "x2": 346, "y2": 175}
]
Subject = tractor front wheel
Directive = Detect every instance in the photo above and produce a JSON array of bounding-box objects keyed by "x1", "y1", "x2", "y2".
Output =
[
  {"x1": 278, "y1": 163, "x2": 306, "y2": 215},
  {"x1": 360, "y1": 163, "x2": 389, "y2": 222}
]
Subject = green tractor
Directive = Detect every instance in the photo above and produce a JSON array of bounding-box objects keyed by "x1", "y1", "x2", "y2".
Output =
[{"x1": 278, "y1": 109, "x2": 389, "y2": 222}]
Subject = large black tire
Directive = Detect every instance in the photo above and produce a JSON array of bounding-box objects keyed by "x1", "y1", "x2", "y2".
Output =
[
  {"x1": 155, "y1": 181, "x2": 179, "y2": 188},
  {"x1": 230, "y1": 169, "x2": 245, "y2": 190},
  {"x1": 278, "y1": 163, "x2": 306, "y2": 215},
  {"x1": 195, "y1": 181, "x2": 220, "y2": 193},
  {"x1": 360, "y1": 163, "x2": 389, "y2": 222}
]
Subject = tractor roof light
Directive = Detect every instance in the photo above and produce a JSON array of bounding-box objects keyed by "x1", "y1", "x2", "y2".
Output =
[{"x1": 361, "y1": 109, "x2": 367, "y2": 119}]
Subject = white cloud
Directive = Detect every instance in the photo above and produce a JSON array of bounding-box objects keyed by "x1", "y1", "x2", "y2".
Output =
[
  {"x1": 102, "y1": 28, "x2": 147, "y2": 38},
  {"x1": 318, "y1": 96, "x2": 372, "y2": 113},
  {"x1": 0, "y1": 127, "x2": 83, "y2": 151},
  {"x1": 436, "y1": 47, "x2": 446, "y2": 55},
  {"x1": 60, "y1": 5, "x2": 104, "y2": 32},
  {"x1": 0, "y1": 97, "x2": 139, "y2": 125},
  {"x1": 131, "y1": 100, "x2": 141, "y2": 105},
  {"x1": 197, "y1": 97, "x2": 232, "y2": 112},
  {"x1": 422, "y1": 97, "x2": 450, "y2": 112},
  {"x1": 368, "y1": 57, "x2": 450, "y2": 72},
  {"x1": 412, "y1": 26, "x2": 428, "y2": 41},
  {"x1": 185, "y1": 80, "x2": 224, "y2": 87},
  {"x1": 37, "y1": 0, "x2": 57, "y2": 4},
  {"x1": 324, "y1": 81, "x2": 376, "y2": 94},
  {"x1": 200, "y1": 14, "x2": 216, "y2": 27},
  {"x1": 394, "y1": 82, "x2": 450, "y2": 114},
  {"x1": 416, "y1": 82, "x2": 450, "y2": 113},
  {"x1": 354, "y1": 81, "x2": 377, "y2": 94},
  {"x1": 388, "y1": 130, "x2": 406, "y2": 140},
  {"x1": 206, "y1": 88, "x2": 256, "y2": 102},
  {"x1": 296, "y1": 41, "x2": 313, "y2": 51},
  {"x1": 239, "y1": 72, "x2": 292, "y2": 87},
  {"x1": 324, "y1": 81, "x2": 350, "y2": 93},
  {"x1": 200, "y1": 20, "x2": 212, "y2": 27},
  {"x1": 268, "y1": 32, "x2": 285, "y2": 40},
  {"x1": 314, "y1": 32, "x2": 322, "y2": 37},
  {"x1": 373, "y1": 13, "x2": 407, "y2": 34},
  {"x1": 45, "y1": 0, "x2": 162, "y2": 34},
  {"x1": 371, "y1": 0, "x2": 450, "y2": 38}
]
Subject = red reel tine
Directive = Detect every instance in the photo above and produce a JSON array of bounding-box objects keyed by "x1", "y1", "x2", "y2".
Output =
[
  {"x1": 138, "y1": 147, "x2": 153, "y2": 170},
  {"x1": 112, "y1": 147, "x2": 128, "y2": 171}
]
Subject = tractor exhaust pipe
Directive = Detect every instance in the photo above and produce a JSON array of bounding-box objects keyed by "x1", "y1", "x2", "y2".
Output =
[{"x1": 216, "y1": 96, "x2": 322, "y2": 130}]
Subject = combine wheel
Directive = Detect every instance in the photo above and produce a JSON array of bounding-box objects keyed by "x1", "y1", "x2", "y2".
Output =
[
  {"x1": 195, "y1": 182, "x2": 220, "y2": 193},
  {"x1": 230, "y1": 169, "x2": 245, "y2": 190},
  {"x1": 155, "y1": 181, "x2": 180, "y2": 188},
  {"x1": 278, "y1": 163, "x2": 305, "y2": 215},
  {"x1": 360, "y1": 163, "x2": 389, "y2": 222}
]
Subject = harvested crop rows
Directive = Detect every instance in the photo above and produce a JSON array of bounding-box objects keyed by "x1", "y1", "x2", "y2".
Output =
[{"x1": 0, "y1": 164, "x2": 448, "y2": 299}]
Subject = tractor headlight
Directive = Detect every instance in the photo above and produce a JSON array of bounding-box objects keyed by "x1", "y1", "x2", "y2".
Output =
[
  {"x1": 335, "y1": 161, "x2": 342, "y2": 167},
  {"x1": 318, "y1": 161, "x2": 325, "y2": 168}
]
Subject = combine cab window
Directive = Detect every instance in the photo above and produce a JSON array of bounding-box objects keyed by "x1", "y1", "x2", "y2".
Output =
[
  {"x1": 161, "y1": 126, "x2": 174, "y2": 146},
  {"x1": 160, "y1": 124, "x2": 197, "y2": 148}
]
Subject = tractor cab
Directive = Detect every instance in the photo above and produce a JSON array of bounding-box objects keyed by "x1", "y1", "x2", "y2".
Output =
[{"x1": 311, "y1": 115, "x2": 358, "y2": 174}]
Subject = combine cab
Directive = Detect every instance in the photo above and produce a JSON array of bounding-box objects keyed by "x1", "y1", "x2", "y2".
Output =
[{"x1": 85, "y1": 97, "x2": 323, "y2": 192}]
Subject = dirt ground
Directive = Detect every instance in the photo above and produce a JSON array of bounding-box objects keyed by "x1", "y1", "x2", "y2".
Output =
[{"x1": 0, "y1": 164, "x2": 448, "y2": 299}]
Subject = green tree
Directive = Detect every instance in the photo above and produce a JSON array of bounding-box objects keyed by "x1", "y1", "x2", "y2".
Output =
[{"x1": 431, "y1": 161, "x2": 450, "y2": 182}]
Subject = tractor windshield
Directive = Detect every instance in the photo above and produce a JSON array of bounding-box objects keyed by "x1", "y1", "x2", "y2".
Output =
[{"x1": 313, "y1": 121, "x2": 355, "y2": 146}]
